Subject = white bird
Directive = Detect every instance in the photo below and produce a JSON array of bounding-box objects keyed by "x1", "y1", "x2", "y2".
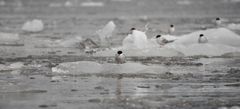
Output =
[
  {"x1": 155, "y1": 35, "x2": 174, "y2": 46},
  {"x1": 215, "y1": 17, "x2": 222, "y2": 27},
  {"x1": 123, "y1": 28, "x2": 148, "y2": 49},
  {"x1": 115, "y1": 51, "x2": 126, "y2": 64},
  {"x1": 198, "y1": 34, "x2": 208, "y2": 44},
  {"x1": 156, "y1": 35, "x2": 166, "y2": 46},
  {"x1": 130, "y1": 28, "x2": 136, "y2": 35},
  {"x1": 168, "y1": 24, "x2": 175, "y2": 34}
]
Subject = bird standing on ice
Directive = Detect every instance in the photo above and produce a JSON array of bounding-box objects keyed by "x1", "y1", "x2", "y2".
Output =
[
  {"x1": 130, "y1": 28, "x2": 136, "y2": 35},
  {"x1": 215, "y1": 17, "x2": 222, "y2": 27},
  {"x1": 115, "y1": 51, "x2": 126, "y2": 64},
  {"x1": 155, "y1": 34, "x2": 174, "y2": 46},
  {"x1": 198, "y1": 34, "x2": 208, "y2": 44},
  {"x1": 156, "y1": 35, "x2": 167, "y2": 46},
  {"x1": 122, "y1": 27, "x2": 148, "y2": 49},
  {"x1": 168, "y1": 24, "x2": 175, "y2": 34}
]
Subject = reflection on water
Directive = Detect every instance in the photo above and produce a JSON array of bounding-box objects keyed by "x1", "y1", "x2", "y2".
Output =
[{"x1": 116, "y1": 74, "x2": 123, "y2": 100}]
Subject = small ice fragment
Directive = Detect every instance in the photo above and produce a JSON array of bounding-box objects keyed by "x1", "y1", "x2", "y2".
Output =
[{"x1": 22, "y1": 19, "x2": 44, "y2": 32}]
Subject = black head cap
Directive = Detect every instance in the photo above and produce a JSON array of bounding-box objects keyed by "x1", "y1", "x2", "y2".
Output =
[
  {"x1": 131, "y1": 28, "x2": 136, "y2": 31},
  {"x1": 156, "y1": 35, "x2": 161, "y2": 38},
  {"x1": 199, "y1": 34, "x2": 204, "y2": 37},
  {"x1": 117, "y1": 51, "x2": 123, "y2": 54},
  {"x1": 216, "y1": 17, "x2": 220, "y2": 20},
  {"x1": 170, "y1": 24, "x2": 174, "y2": 27}
]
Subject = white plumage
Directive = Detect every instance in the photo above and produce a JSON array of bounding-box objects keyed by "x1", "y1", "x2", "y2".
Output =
[
  {"x1": 115, "y1": 51, "x2": 126, "y2": 64},
  {"x1": 215, "y1": 18, "x2": 222, "y2": 26},
  {"x1": 168, "y1": 25, "x2": 175, "y2": 34},
  {"x1": 198, "y1": 34, "x2": 208, "y2": 44}
]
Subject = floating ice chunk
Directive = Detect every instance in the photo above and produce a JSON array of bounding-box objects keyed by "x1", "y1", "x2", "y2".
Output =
[
  {"x1": 0, "y1": 64, "x2": 8, "y2": 71},
  {"x1": 166, "y1": 43, "x2": 240, "y2": 56},
  {"x1": 122, "y1": 34, "x2": 135, "y2": 49},
  {"x1": 52, "y1": 61, "x2": 167, "y2": 74},
  {"x1": 173, "y1": 28, "x2": 240, "y2": 47},
  {"x1": 0, "y1": 32, "x2": 20, "y2": 42},
  {"x1": 64, "y1": 1, "x2": 73, "y2": 7},
  {"x1": 98, "y1": 28, "x2": 240, "y2": 57},
  {"x1": 218, "y1": 107, "x2": 228, "y2": 109},
  {"x1": 122, "y1": 30, "x2": 148, "y2": 49},
  {"x1": 102, "y1": 62, "x2": 149, "y2": 74},
  {"x1": 96, "y1": 21, "x2": 116, "y2": 46},
  {"x1": 132, "y1": 30, "x2": 148, "y2": 49},
  {"x1": 162, "y1": 34, "x2": 179, "y2": 41},
  {"x1": 22, "y1": 19, "x2": 44, "y2": 33},
  {"x1": 228, "y1": 23, "x2": 240, "y2": 30},
  {"x1": 58, "y1": 36, "x2": 83, "y2": 48},
  {"x1": 81, "y1": 1, "x2": 104, "y2": 7},
  {"x1": 53, "y1": 61, "x2": 103, "y2": 74},
  {"x1": 222, "y1": 52, "x2": 240, "y2": 57},
  {"x1": 9, "y1": 62, "x2": 24, "y2": 69},
  {"x1": 11, "y1": 70, "x2": 21, "y2": 76},
  {"x1": 52, "y1": 67, "x2": 69, "y2": 74},
  {"x1": 230, "y1": 106, "x2": 240, "y2": 109},
  {"x1": 49, "y1": 3, "x2": 62, "y2": 7},
  {"x1": 51, "y1": 76, "x2": 63, "y2": 82}
]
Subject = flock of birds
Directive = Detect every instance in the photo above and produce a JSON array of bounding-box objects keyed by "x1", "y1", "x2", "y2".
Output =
[{"x1": 115, "y1": 17, "x2": 222, "y2": 64}]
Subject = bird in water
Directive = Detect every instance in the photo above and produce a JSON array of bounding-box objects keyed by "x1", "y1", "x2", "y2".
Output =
[
  {"x1": 215, "y1": 17, "x2": 222, "y2": 27},
  {"x1": 168, "y1": 24, "x2": 175, "y2": 34},
  {"x1": 198, "y1": 34, "x2": 208, "y2": 44},
  {"x1": 115, "y1": 51, "x2": 126, "y2": 64}
]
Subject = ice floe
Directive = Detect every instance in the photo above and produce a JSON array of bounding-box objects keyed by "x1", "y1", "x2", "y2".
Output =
[
  {"x1": 96, "y1": 21, "x2": 116, "y2": 46},
  {"x1": 81, "y1": 1, "x2": 104, "y2": 7},
  {"x1": 52, "y1": 61, "x2": 168, "y2": 74},
  {"x1": 22, "y1": 19, "x2": 44, "y2": 33},
  {"x1": 96, "y1": 28, "x2": 240, "y2": 57},
  {"x1": 228, "y1": 23, "x2": 240, "y2": 30}
]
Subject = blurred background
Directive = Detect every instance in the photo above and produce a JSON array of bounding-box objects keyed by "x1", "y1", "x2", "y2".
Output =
[{"x1": 0, "y1": 0, "x2": 240, "y2": 57}]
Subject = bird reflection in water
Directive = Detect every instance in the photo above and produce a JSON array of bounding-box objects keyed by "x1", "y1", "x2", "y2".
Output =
[{"x1": 116, "y1": 74, "x2": 123, "y2": 100}]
